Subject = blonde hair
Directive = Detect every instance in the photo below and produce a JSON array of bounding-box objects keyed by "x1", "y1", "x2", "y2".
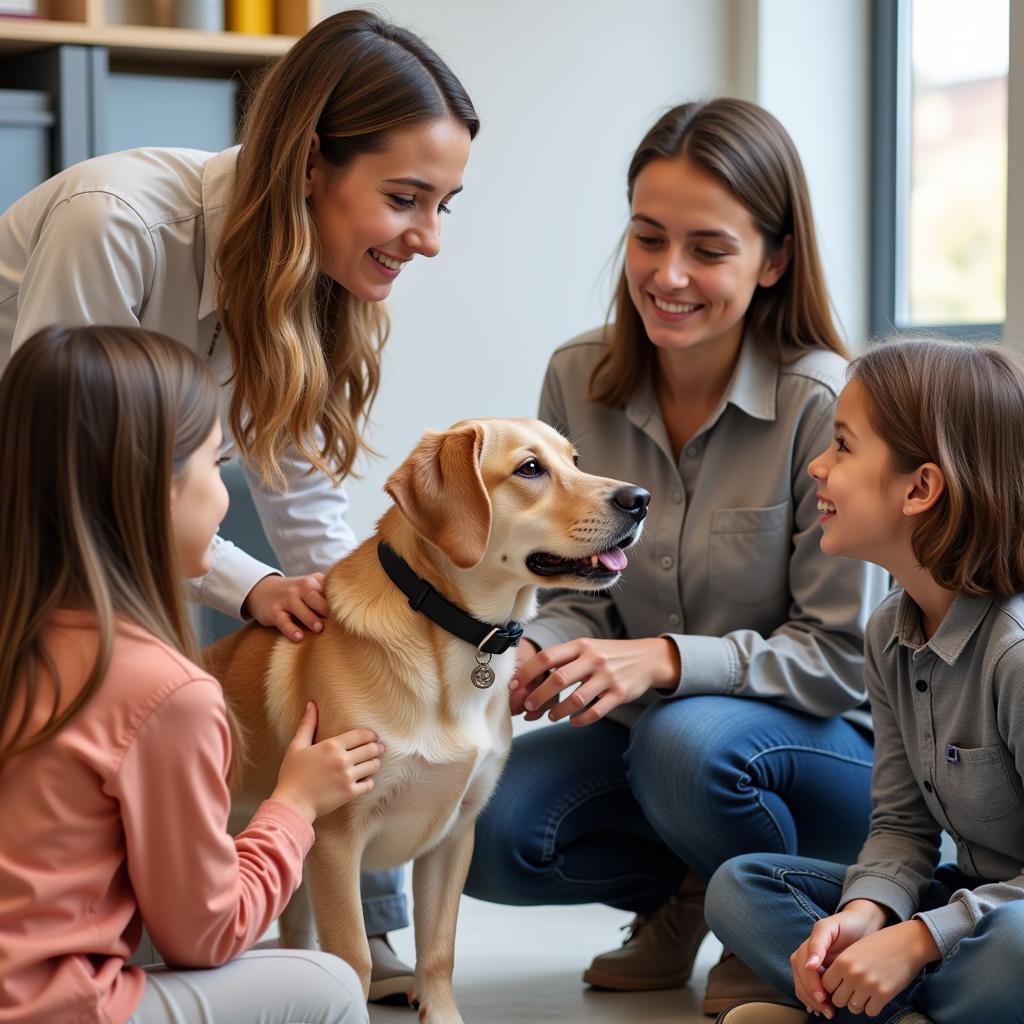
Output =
[
  {"x1": 853, "y1": 338, "x2": 1024, "y2": 597},
  {"x1": 218, "y1": 9, "x2": 479, "y2": 489},
  {"x1": 0, "y1": 326, "x2": 219, "y2": 771},
  {"x1": 591, "y1": 98, "x2": 847, "y2": 407}
]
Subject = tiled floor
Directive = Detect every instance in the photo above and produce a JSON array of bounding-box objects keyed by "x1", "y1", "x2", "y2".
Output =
[{"x1": 370, "y1": 895, "x2": 723, "y2": 1023}]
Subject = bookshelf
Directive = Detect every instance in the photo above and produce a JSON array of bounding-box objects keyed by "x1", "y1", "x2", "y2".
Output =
[{"x1": 0, "y1": 0, "x2": 318, "y2": 66}]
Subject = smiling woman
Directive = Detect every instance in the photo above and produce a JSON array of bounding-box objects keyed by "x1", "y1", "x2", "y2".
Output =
[
  {"x1": 303, "y1": 118, "x2": 469, "y2": 301},
  {"x1": 464, "y1": 97, "x2": 890, "y2": 1016}
]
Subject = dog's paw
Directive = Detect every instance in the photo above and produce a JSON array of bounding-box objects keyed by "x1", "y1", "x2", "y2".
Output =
[{"x1": 410, "y1": 993, "x2": 465, "y2": 1024}]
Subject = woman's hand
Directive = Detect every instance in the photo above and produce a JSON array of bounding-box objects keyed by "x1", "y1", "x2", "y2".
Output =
[
  {"x1": 508, "y1": 637, "x2": 680, "y2": 726},
  {"x1": 271, "y1": 703, "x2": 384, "y2": 823},
  {"x1": 243, "y1": 572, "x2": 329, "y2": 641},
  {"x1": 817, "y1": 919, "x2": 940, "y2": 1018},
  {"x1": 508, "y1": 639, "x2": 540, "y2": 713},
  {"x1": 790, "y1": 901, "x2": 888, "y2": 1017}
]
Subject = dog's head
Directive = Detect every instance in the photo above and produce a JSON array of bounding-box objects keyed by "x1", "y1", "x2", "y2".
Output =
[{"x1": 384, "y1": 418, "x2": 648, "y2": 590}]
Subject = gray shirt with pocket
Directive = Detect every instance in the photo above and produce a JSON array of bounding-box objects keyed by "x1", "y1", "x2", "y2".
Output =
[
  {"x1": 841, "y1": 587, "x2": 1024, "y2": 956},
  {"x1": 524, "y1": 328, "x2": 889, "y2": 726}
]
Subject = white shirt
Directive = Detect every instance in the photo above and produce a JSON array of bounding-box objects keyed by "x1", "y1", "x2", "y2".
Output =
[{"x1": 0, "y1": 147, "x2": 358, "y2": 617}]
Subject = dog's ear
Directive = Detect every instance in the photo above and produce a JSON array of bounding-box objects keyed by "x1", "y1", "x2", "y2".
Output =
[{"x1": 385, "y1": 423, "x2": 492, "y2": 569}]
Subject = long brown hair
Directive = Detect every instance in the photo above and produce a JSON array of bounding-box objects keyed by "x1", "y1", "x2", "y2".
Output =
[
  {"x1": 853, "y1": 338, "x2": 1024, "y2": 597},
  {"x1": 591, "y1": 97, "x2": 847, "y2": 407},
  {"x1": 219, "y1": 9, "x2": 479, "y2": 489},
  {"x1": 0, "y1": 326, "x2": 219, "y2": 770}
]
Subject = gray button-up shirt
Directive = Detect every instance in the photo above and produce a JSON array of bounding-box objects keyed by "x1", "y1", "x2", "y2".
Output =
[
  {"x1": 842, "y1": 588, "x2": 1024, "y2": 957},
  {"x1": 525, "y1": 329, "x2": 889, "y2": 726}
]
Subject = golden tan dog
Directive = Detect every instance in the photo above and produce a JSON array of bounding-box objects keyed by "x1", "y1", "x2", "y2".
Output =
[{"x1": 205, "y1": 418, "x2": 649, "y2": 1024}]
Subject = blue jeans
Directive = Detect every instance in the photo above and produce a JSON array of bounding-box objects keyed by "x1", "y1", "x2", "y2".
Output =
[
  {"x1": 362, "y1": 868, "x2": 407, "y2": 935},
  {"x1": 706, "y1": 854, "x2": 1024, "y2": 1024},
  {"x1": 465, "y1": 696, "x2": 873, "y2": 912}
]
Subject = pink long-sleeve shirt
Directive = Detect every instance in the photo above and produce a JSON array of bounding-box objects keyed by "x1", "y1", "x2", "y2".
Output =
[{"x1": 0, "y1": 611, "x2": 313, "y2": 1024}]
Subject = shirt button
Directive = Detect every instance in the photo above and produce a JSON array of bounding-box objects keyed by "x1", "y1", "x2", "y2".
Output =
[
  {"x1": 668, "y1": 613, "x2": 680, "y2": 627},
  {"x1": 660, "y1": 555, "x2": 674, "y2": 570},
  {"x1": 686, "y1": 445, "x2": 700, "y2": 458},
  {"x1": 915, "y1": 679, "x2": 928, "y2": 693},
  {"x1": 923, "y1": 780, "x2": 934, "y2": 793},
  {"x1": 672, "y1": 490, "x2": 683, "y2": 504}
]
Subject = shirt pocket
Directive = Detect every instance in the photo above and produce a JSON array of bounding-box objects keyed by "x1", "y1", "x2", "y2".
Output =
[
  {"x1": 710, "y1": 500, "x2": 791, "y2": 607},
  {"x1": 941, "y1": 745, "x2": 1024, "y2": 824}
]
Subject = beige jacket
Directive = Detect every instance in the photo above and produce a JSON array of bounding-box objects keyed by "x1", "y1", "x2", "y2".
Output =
[
  {"x1": 0, "y1": 147, "x2": 358, "y2": 617},
  {"x1": 526, "y1": 329, "x2": 890, "y2": 727}
]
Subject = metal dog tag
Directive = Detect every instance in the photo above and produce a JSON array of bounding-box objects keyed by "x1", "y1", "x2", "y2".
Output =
[{"x1": 471, "y1": 663, "x2": 495, "y2": 689}]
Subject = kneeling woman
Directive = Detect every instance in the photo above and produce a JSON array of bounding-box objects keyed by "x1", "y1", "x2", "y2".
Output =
[{"x1": 464, "y1": 98, "x2": 888, "y2": 1015}]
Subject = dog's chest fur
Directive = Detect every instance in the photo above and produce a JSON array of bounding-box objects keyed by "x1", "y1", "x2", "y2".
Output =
[{"x1": 266, "y1": 633, "x2": 513, "y2": 869}]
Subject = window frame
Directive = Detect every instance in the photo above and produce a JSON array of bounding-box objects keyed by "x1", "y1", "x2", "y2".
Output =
[{"x1": 871, "y1": 0, "x2": 1005, "y2": 340}]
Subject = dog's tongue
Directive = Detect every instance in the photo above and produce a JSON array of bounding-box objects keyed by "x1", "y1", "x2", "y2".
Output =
[{"x1": 597, "y1": 547, "x2": 628, "y2": 572}]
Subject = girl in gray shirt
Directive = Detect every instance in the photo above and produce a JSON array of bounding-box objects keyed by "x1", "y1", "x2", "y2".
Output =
[{"x1": 706, "y1": 339, "x2": 1024, "y2": 1024}]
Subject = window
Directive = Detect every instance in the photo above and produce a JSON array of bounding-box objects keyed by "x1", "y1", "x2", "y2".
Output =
[{"x1": 872, "y1": 0, "x2": 1009, "y2": 336}]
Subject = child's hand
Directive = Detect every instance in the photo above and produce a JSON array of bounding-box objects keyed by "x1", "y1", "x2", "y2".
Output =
[
  {"x1": 271, "y1": 703, "x2": 384, "y2": 823},
  {"x1": 791, "y1": 901, "x2": 886, "y2": 1016},
  {"x1": 819, "y1": 919, "x2": 940, "y2": 1017},
  {"x1": 243, "y1": 573, "x2": 329, "y2": 641}
]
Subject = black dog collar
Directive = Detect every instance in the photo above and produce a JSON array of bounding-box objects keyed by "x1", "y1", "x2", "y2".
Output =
[{"x1": 377, "y1": 542, "x2": 524, "y2": 655}]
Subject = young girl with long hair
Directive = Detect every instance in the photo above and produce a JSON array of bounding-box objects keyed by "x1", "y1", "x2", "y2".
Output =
[
  {"x1": 463, "y1": 98, "x2": 888, "y2": 1013},
  {"x1": 0, "y1": 325, "x2": 385, "y2": 1024},
  {"x1": 0, "y1": 8, "x2": 477, "y2": 988},
  {"x1": 706, "y1": 338, "x2": 1024, "y2": 1024}
]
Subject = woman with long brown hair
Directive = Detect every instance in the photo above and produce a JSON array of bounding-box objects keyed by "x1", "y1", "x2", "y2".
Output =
[
  {"x1": 0, "y1": 9, "x2": 477, "y2": 993},
  {"x1": 0, "y1": 325, "x2": 384, "y2": 1024},
  {"x1": 464, "y1": 98, "x2": 889, "y2": 1014}
]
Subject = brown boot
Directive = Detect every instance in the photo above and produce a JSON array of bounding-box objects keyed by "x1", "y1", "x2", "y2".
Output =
[
  {"x1": 702, "y1": 950, "x2": 793, "y2": 1016},
  {"x1": 582, "y1": 872, "x2": 709, "y2": 992}
]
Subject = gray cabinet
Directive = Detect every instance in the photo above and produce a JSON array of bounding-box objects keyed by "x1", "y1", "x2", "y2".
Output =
[
  {"x1": 102, "y1": 71, "x2": 237, "y2": 155},
  {"x1": 0, "y1": 89, "x2": 53, "y2": 211}
]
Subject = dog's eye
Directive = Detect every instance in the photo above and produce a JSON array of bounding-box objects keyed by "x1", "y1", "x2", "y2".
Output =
[
  {"x1": 572, "y1": 453, "x2": 580, "y2": 467},
  {"x1": 515, "y1": 459, "x2": 544, "y2": 478}
]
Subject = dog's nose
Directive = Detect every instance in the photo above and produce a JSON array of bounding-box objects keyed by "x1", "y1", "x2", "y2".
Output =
[{"x1": 612, "y1": 485, "x2": 651, "y2": 522}]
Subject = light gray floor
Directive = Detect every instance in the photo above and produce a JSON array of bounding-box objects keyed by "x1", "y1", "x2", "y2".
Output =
[{"x1": 370, "y1": 895, "x2": 723, "y2": 1024}]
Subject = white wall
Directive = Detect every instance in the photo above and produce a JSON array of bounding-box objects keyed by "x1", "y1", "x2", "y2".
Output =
[
  {"x1": 324, "y1": 1, "x2": 871, "y2": 538},
  {"x1": 748, "y1": 0, "x2": 872, "y2": 351}
]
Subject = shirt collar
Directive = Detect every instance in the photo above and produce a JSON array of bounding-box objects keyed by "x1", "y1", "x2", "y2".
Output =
[
  {"x1": 883, "y1": 588, "x2": 994, "y2": 666},
  {"x1": 625, "y1": 332, "x2": 779, "y2": 432},
  {"x1": 198, "y1": 146, "x2": 241, "y2": 321}
]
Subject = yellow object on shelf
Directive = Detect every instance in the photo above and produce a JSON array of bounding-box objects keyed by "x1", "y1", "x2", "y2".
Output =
[{"x1": 226, "y1": 0, "x2": 272, "y2": 34}]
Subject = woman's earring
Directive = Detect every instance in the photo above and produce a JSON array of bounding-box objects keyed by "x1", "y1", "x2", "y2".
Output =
[{"x1": 903, "y1": 505, "x2": 912, "y2": 514}]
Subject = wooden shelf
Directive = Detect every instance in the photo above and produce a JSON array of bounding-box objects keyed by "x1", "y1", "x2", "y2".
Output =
[
  {"x1": 0, "y1": 0, "x2": 318, "y2": 66},
  {"x1": 0, "y1": 16, "x2": 296, "y2": 64}
]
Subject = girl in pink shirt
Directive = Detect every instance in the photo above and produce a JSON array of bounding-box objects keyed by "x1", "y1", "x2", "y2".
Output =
[{"x1": 0, "y1": 325, "x2": 382, "y2": 1024}]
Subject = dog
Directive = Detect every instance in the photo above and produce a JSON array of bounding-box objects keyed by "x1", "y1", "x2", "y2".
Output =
[{"x1": 204, "y1": 417, "x2": 649, "y2": 1024}]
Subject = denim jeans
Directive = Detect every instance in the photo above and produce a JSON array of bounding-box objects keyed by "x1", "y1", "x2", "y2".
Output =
[
  {"x1": 361, "y1": 868, "x2": 407, "y2": 935},
  {"x1": 465, "y1": 695, "x2": 873, "y2": 913},
  {"x1": 706, "y1": 854, "x2": 1024, "y2": 1024}
]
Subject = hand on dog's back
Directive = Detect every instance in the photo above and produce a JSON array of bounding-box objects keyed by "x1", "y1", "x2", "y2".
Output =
[{"x1": 270, "y1": 702, "x2": 384, "y2": 823}]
